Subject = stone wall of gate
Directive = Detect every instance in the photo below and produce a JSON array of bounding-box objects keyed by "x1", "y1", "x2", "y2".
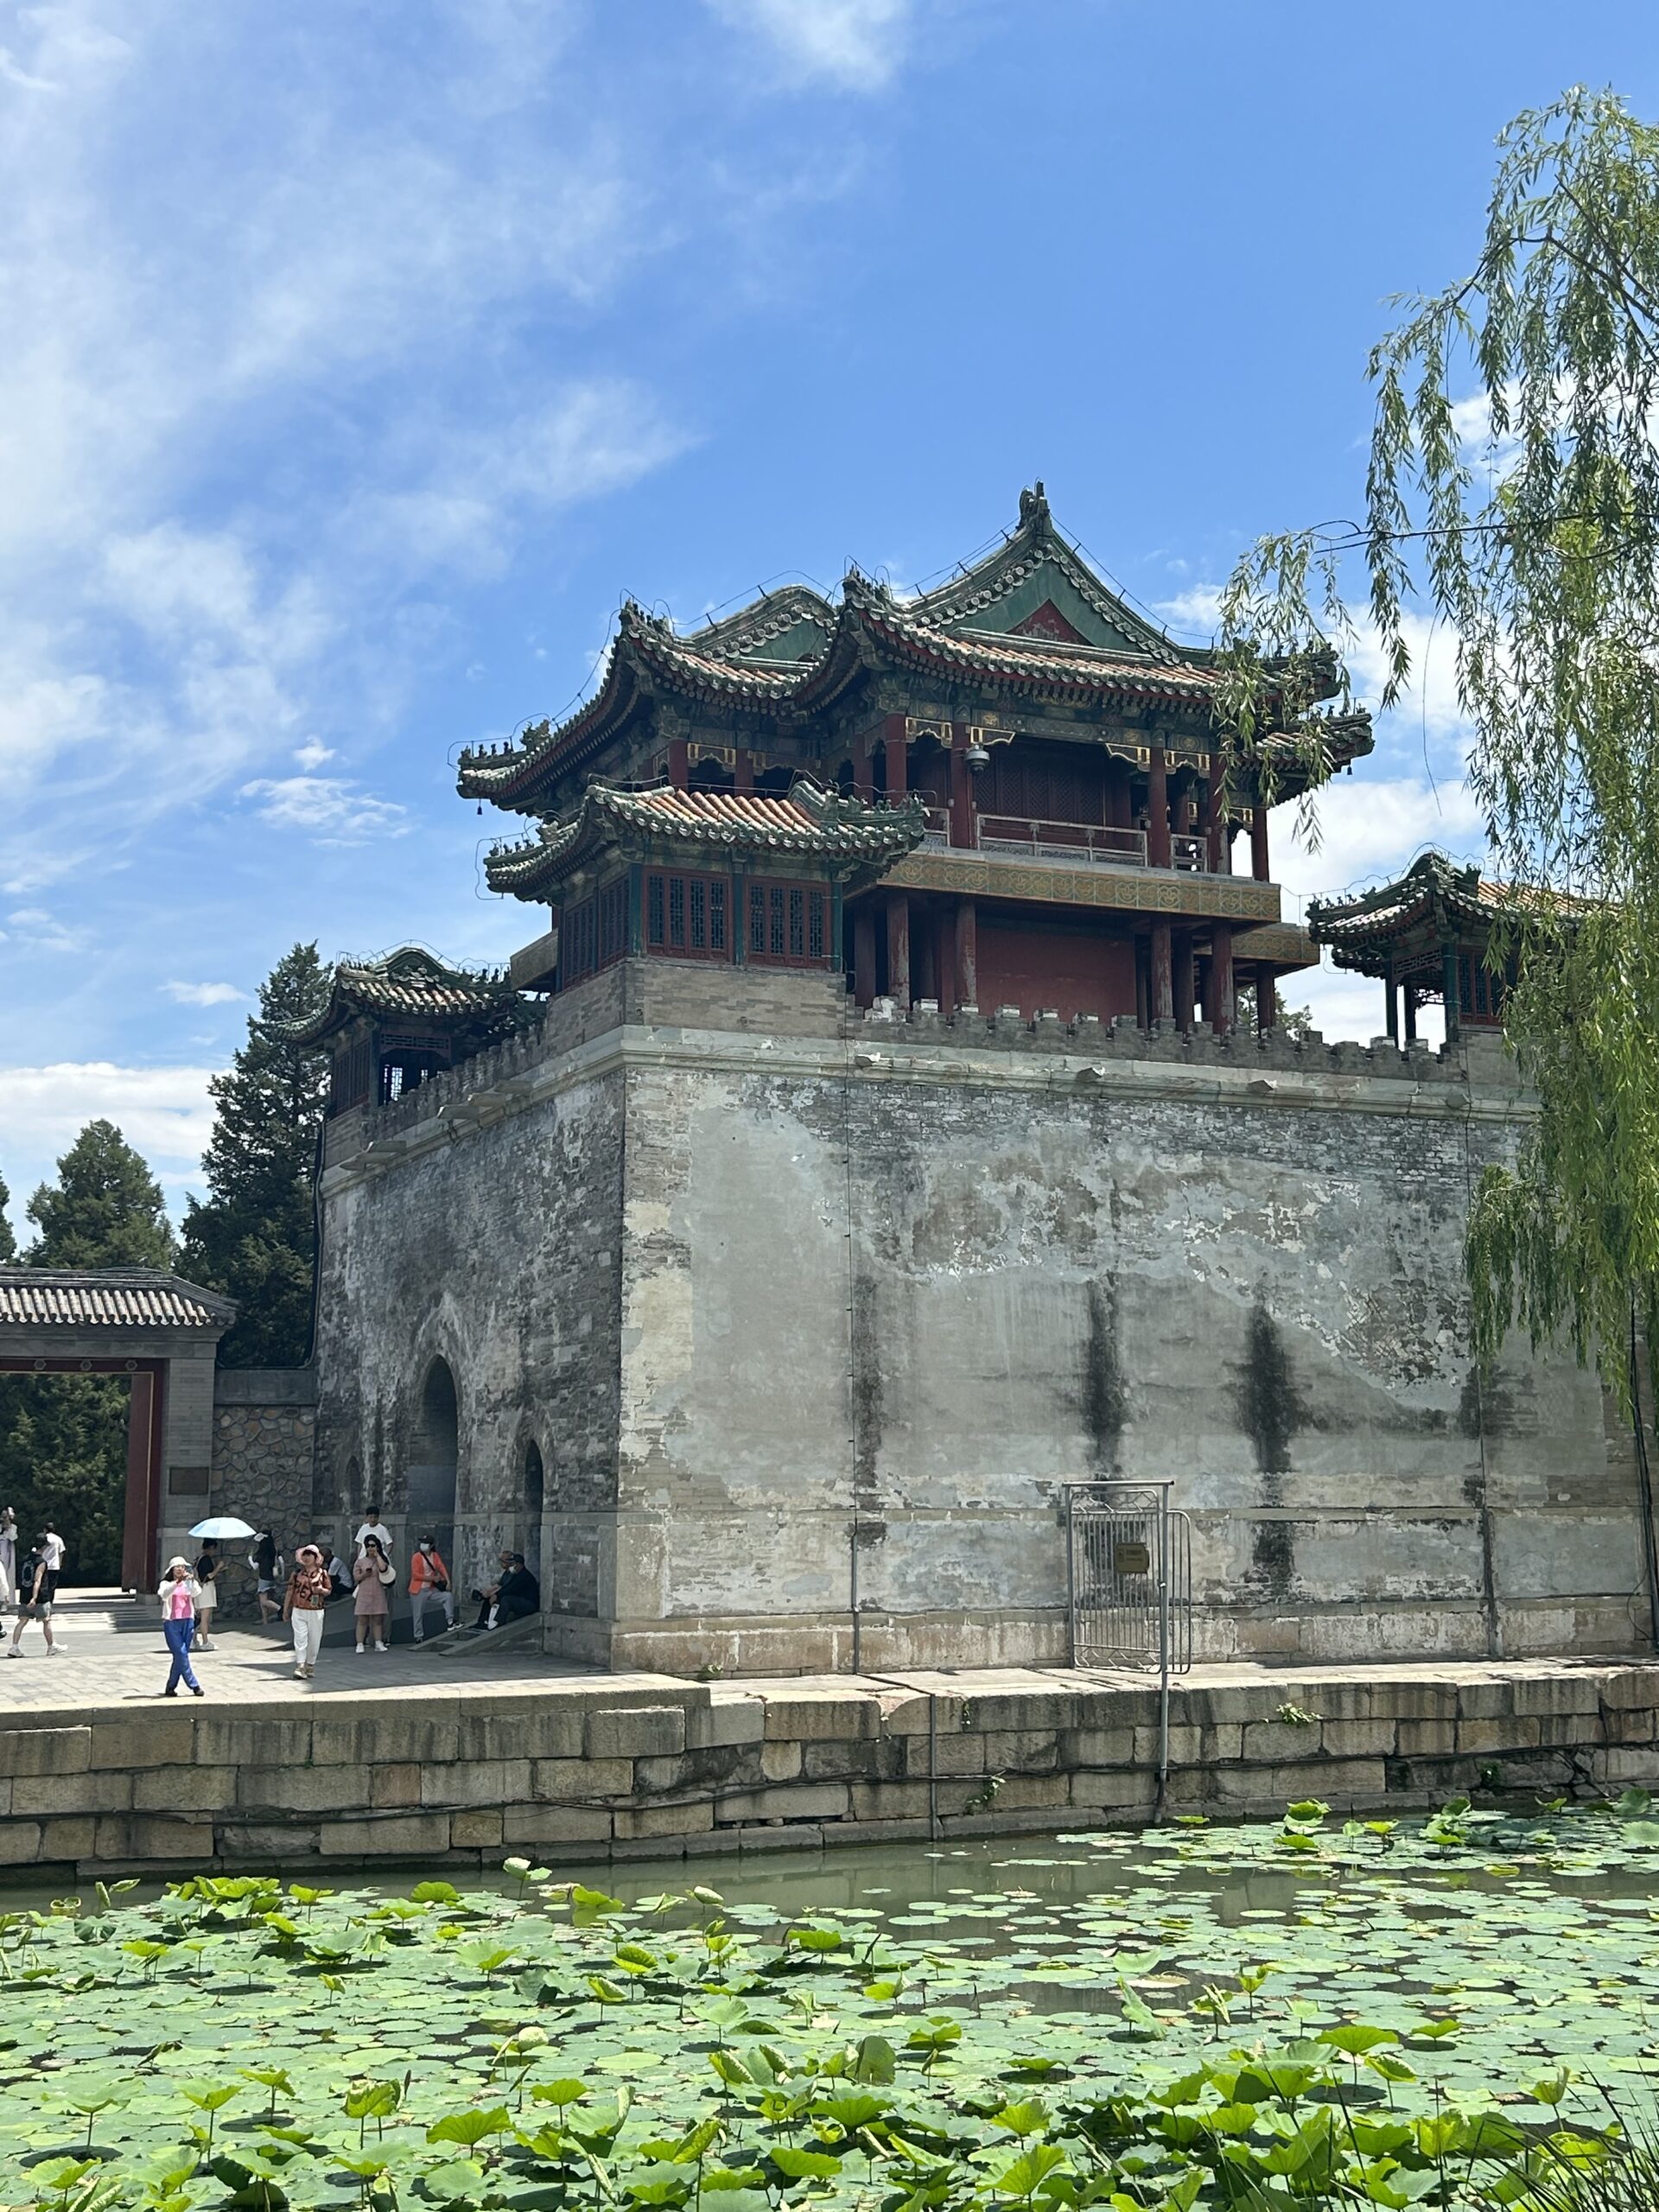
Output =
[{"x1": 312, "y1": 963, "x2": 1647, "y2": 1675}]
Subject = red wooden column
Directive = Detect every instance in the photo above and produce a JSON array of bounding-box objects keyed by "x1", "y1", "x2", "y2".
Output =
[
  {"x1": 1201, "y1": 774, "x2": 1221, "y2": 872},
  {"x1": 954, "y1": 898, "x2": 978, "y2": 1010},
  {"x1": 853, "y1": 736, "x2": 873, "y2": 800},
  {"x1": 1254, "y1": 962, "x2": 1275, "y2": 1035},
  {"x1": 948, "y1": 721, "x2": 976, "y2": 848},
  {"x1": 1147, "y1": 746, "x2": 1172, "y2": 868},
  {"x1": 121, "y1": 1366, "x2": 164, "y2": 1593},
  {"x1": 1211, "y1": 923, "x2": 1236, "y2": 1034},
  {"x1": 853, "y1": 905, "x2": 877, "y2": 1008},
  {"x1": 734, "y1": 747, "x2": 754, "y2": 794},
  {"x1": 933, "y1": 904, "x2": 957, "y2": 1013},
  {"x1": 886, "y1": 893, "x2": 911, "y2": 1009},
  {"x1": 667, "y1": 737, "x2": 690, "y2": 791},
  {"x1": 1149, "y1": 921, "x2": 1174, "y2": 1025},
  {"x1": 1249, "y1": 805, "x2": 1270, "y2": 882},
  {"x1": 1172, "y1": 930, "x2": 1195, "y2": 1031},
  {"x1": 883, "y1": 712, "x2": 908, "y2": 800}
]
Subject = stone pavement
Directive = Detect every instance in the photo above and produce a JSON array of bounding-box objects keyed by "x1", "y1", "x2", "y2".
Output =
[{"x1": 0, "y1": 1589, "x2": 596, "y2": 1711}]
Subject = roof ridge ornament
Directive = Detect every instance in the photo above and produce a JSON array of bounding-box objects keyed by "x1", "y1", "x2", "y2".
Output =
[{"x1": 1017, "y1": 480, "x2": 1051, "y2": 529}]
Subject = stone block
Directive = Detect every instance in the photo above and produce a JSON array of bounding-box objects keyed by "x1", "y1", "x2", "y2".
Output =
[
  {"x1": 127, "y1": 1817, "x2": 217, "y2": 1861},
  {"x1": 1539, "y1": 1713, "x2": 1606, "y2": 1746},
  {"x1": 11, "y1": 1770, "x2": 134, "y2": 1816},
  {"x1": 585, "y1": 1707, "x2": 685, "y2": 1759},
  {"x1": 987, "y1": 1773, "x2": 1072, "y2": 1812},
  {"x1": 733, "y1": 1822, "x2": 823, "y2": 1852},
  {"x1": 317, "y1": 1813, "x2": 454, "y2": 1857},
  {"x1": 310, "y1": 1708, "x2": 461, "y2": 1766},
  {"x1": 826, "y1": 1813, "x2": 936, "y2": 1847},
  {"x1": 532, "y1": 1758, "x2": 633, "y2": 1803},
  {"x1": 452, "y1": 1809, "x2": 505, "y2": 1848},
  {"x1": 1455, "y1": 1682, "x2": 1516, "y2": 1719},
  {"x1": 502, "y1": 1804, "x2": 612, "y2": 1846},
  {"x1": 847, "y1": 1780, "x2": 934, "y2": 1821},
  {"x1": 1605, "y1": 1710, "x2": 1656, "y2": 1745},
  {"x1": 761, "y1": 1740, "x2": 804, "y2": 1783},
  {"x1": 715, "y1": 1783, "x2": 849, "y2": 1826},
  {"x1": 1318, "y1": 1719, "x2": 1397, "y2": 1758},
  {"x1": 1134, "y1": 1725, "x2": 1201, "y2": 1766},
  {"x1": 238, "y1": 1765, "x2": 372, "y2": 1815},
  {"x1": 901, "y1": 1732, "x2": 984, "y2": 1777},
  {"x1": 1362, "y1": 1682, "x2": 1459, "y2": 1721},
  {"x1": 219, "y1": 1822, "x2": 321, "y2": 1860},
  {"x1": 609, "y1": 1833, "x2": 691, "y2": 1861},
  {"x1": 1202, "y1": 1725, "x2": 1244, "y2": 1760},
  {"x1": 614, "y1": 1802, "x2": 714, "y2": 1840},
  {"x1": 1592, "y1": 1746, "x2": 1659, "y2": 1783},
  {"x1": 1512, "y1": 1675, "x2": 1603, "y2": 1717},
  {"x1": 456, "y1": 1705, "x2": 585, "y2": 1762},
  {"x1": 371, "y1": 1764, "x2": 423, "y2": 1808},
  {"x1": 1241, "y1": 1720, "x2": 1325, "y2": 1762},
  {"x1": 0, "y1": 1819, "x2": 42, "y2": 1861},
  {"x1": 981, "y1": 1729, "x2": 1060, "y2": 1773},
  {"x1": 761, "y1": 1694, "x2": 880, "y2": 1742},
  {"x1": 133, "y1": 1767, "x2": 235, "y2": 1814},
  {"x1": 1600, "y1": 1669, "x2": 1659, "y2": 1712},
  {"x1": 803, "y1": 1736, "x2": 898, "y2": 1783},
  {"x1": 1060, "y1": 1727, "x2": 1135, "y2": 1767},
  {"x1": 959, "y1": 1691, "x2": 1082, "y2": 1734},
  {"x1": 1396, "y1": 1720, "x2": 1458, "y2": 1757},
  {"x1": 1211, "y1": 1758, "x2": 1388, "y2": 1808},
  {"x1": 1455, "y1": 1718, "x2": 1541, "y2": 1753},
  {"x1": 421, "y1": 1758, "x2": 532, "y2": 1809},
  {"x1": 1070, "y1": 1769, "x2": 1160, "y2": 1810},
  {"x1": 688, "y1": 1697, "x2": 765, "y2": 1750},
  {"x1": 0, "y1": 1726, "x2": 89, "y2": 1778},
  {"x1": 91, "y1": 1717, "x2": 194, "y2": 1770},
  {"x1": 191, "y1": 1715, "x2": 310, "y2": 1765},
  {"x1": 39, "y1": 1817, "x2": 96, "y2": 1862}
]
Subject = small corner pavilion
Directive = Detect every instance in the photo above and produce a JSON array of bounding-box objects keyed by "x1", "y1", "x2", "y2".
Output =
[{"x1": 1306, "y1": 851, "x2": 1516, "y2": 1044}]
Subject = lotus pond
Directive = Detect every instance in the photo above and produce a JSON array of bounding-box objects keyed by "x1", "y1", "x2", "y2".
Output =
[{"x1": 9, "y1": 1795, "x2": 1659, "y2": 2212}]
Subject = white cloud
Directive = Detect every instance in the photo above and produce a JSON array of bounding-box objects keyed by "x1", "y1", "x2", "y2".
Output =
[
  {"x1": 0, "y1": 1061, "x2": 217, "y2": 1236},
  {"x1": 3, "y1": 905, "x2": 79, "y2": 952},
  {"x1": 162, "y1": 981, "x2": 244, "y2": 1007},
  {"x1": 707, "y1": 0, "x2": 912, "y2": 89},
  {"x1": 238, "y1": 774, "x2": 409, "y2": 843},
  {"x1": 1281, "y1": 774, "x2": 1487, "y2": 906},
  {"x1": 293, "y1": 739, "x2": 334, "y2": 770}
]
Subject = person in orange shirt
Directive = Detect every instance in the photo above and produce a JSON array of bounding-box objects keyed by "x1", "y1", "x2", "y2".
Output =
[{"x1": 408, "y1": 1533, "x2": 454, "y2": 1642}]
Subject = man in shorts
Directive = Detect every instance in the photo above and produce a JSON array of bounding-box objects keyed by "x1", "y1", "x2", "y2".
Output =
[{"x1": 7, "y1": 1541, "x2": 61, "y2": 1656}]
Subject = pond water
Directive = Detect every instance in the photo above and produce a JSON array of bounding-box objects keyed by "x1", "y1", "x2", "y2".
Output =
[{"x1": 8, "y1": 1799, "x2": 1659, "y2": 2211}]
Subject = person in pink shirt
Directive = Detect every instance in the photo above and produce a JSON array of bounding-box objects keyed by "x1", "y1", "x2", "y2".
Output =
[{"x1": 157, "y1": 1557, "x2": 205, "y2": 1698}]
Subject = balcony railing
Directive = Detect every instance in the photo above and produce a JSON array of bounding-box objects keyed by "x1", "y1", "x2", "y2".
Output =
[{"x1": 910, "y1": 808, "x2": 1211, "y2": 874}]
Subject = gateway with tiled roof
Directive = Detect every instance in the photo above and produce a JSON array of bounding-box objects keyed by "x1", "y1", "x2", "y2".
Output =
[
  {"x1": 462, "y1": 487, "x2": 1363, "y2": 1034},
  {"x1": 0, "y1": 1269, "x2": 234, "y2": 1333},
  {"x1": 290, "y1": 947, "x2": 528, "y2": 1119},
  {"x1": 1307, "y1": 851, "x2": 1531, "y2": 1042}
]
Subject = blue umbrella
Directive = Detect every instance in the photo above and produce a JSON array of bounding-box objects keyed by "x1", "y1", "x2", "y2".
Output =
[{"x1": 188, "y1": 1516, "x2": 257, "y2": 1540}]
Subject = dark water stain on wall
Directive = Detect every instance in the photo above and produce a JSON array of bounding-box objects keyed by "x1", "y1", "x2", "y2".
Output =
[
  {"x1": 1235, "y1": 1301, "x2": 1308, "y2": 1598},
  {"x1": 1082, "y1": 1278, "x2": 1127, "y2": 1472},
  {"x1": 850, "y1": 1270, "x2": 883, "y2": 1513}
]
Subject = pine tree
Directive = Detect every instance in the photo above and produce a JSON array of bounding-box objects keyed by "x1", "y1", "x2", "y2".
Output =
[
  {"x1": 25, "y1": 1121, "x2": 175, "y2": 1269},
  {"x1": 181, "y1": 944, "x2": 331, "y2": 1367},
  {"x1": 0, "y1": 1170, "x2": 15, "y2": 1262}
]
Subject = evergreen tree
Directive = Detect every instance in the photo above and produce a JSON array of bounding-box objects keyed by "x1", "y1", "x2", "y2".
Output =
[
  {"x1": 0, "y1": 1170, "x2": 15, "y2": 1262},
  {"x1": 25, "y1": 1121, "x2": 175, "y2": 1269},
  {"x1": 181, "y1": 944, "x2": 330, "y2": 1366}
]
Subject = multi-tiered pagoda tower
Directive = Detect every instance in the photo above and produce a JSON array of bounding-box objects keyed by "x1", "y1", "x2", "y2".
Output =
[{"x1": 460, "y1": 486, "x2": 1366, "y2": 1033}]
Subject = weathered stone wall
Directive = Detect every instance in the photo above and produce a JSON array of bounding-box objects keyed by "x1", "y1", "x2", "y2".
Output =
[
  {"x1": 312, "y1": 963, "x2": 1649, "y2": 1673},
  {"x1": 202, "y1": 1370, "x2": 319, "y2": 1612},
  {"x1": 0, "y1": 1660, "x2": 1653, "y2": 1873}
]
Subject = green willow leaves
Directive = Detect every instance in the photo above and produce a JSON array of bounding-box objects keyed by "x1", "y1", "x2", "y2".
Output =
[{"x1": 1218, "y1": 87, "x2": 1659, "y2": 1412}]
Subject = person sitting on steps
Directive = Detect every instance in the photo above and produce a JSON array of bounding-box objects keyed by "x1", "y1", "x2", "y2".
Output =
[{"x1": 468, "y1": 1551, "x2": 540, "y2": 1632}]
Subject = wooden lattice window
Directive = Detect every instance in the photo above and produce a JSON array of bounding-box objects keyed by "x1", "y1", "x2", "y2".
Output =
[
  {"x1": 562, "y1": 877, "x2": 629, "y2": 988},
  {"x1": 1458, "y1": 954, "x2": 1504, "y2": 1022},
  {"x1": 747, "y1": 879, "x2": 830, "y2": 967},
  {"x1": 645, "y1": 869, "x2": 729, "y2": 961}
]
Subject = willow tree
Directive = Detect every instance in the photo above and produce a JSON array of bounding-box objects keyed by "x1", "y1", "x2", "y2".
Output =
[{"x1": 1219, "y1": 86, "x2": 1659, "y2": 1421}]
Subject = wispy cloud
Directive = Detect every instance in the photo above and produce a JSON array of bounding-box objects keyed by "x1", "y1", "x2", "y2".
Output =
[
  {"x1": 162, "y1": 981, "x2": 245, "y2": 1007},
  {"x1": 238, "y1": 775, "x2": 409, "y2": 844},
  {"x1": 0, "y1": 1061, "x2": 216, "y2": 1234},
  {"x1": 706, "y1": 0, "x2": 913, "y2": 89}
]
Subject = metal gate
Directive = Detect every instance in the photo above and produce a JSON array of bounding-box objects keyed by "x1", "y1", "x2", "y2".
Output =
[{"x1": 1065, "y1": 1480, "x2": 1192, "y2": 1674}]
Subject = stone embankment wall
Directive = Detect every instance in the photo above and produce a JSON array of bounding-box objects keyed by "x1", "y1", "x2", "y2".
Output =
[{"x1": 0, "y1": 1662, "x2": 1654, "y2": 1875}]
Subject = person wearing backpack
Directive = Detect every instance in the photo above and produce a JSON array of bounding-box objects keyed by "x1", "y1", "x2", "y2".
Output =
[{"x1": 6, "y1": 1540, "x2": 61, "y2": 1657}]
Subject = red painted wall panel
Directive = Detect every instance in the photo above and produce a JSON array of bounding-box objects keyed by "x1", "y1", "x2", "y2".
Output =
[{"x1": 976, "y1": 917, "x2": 1138, "y2": 1023}]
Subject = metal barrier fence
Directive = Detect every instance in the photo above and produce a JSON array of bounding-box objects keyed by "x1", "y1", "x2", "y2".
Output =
[{"x1": 1065, "y1": 1481, "x2": 1193, "y2": 1787}]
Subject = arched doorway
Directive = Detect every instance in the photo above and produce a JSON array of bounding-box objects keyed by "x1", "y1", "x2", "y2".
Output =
[
  {"x1": 409, "y1": 1357, "x2": 458, "y2": 1572},
  {"x1": 524, "y1": 1440, "x2": 544, "y2": 1586}
]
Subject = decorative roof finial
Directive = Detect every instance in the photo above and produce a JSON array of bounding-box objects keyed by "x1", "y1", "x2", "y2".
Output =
[{"x1": 1017, "y1": 480, "x2": 1050, "y2": 528}]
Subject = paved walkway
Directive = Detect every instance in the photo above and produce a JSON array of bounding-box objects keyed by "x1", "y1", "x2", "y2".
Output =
[{"x1": 0, "y1": 1589, "x2": 599, "y2": 1710}]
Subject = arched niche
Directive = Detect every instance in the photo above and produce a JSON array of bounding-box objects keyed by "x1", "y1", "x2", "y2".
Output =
[
  {"x1": 524, "y1": 1439, "x2": 545, "y2": 1584},
  {"x1": 408, "y1": 1357, "x2": 459, "y2": 1564}
]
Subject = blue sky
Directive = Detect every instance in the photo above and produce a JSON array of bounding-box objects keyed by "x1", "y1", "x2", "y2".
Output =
[{"x1": 3, "y1": 0, "x2": 1656, "y2": 1241}]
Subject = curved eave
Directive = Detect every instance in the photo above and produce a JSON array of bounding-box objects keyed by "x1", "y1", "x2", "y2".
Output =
[{"x1": 457, "y1": 650, "x2": 651, "y2": 812}]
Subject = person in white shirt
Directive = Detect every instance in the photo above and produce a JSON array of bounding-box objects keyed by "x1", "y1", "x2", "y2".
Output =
[
  {"x1": 38, "y1": 1525, "x2": 65, "y2": 1576},
  {"x1": 353, "y1": 1506, "x2": 392, "y2": 1561}
]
